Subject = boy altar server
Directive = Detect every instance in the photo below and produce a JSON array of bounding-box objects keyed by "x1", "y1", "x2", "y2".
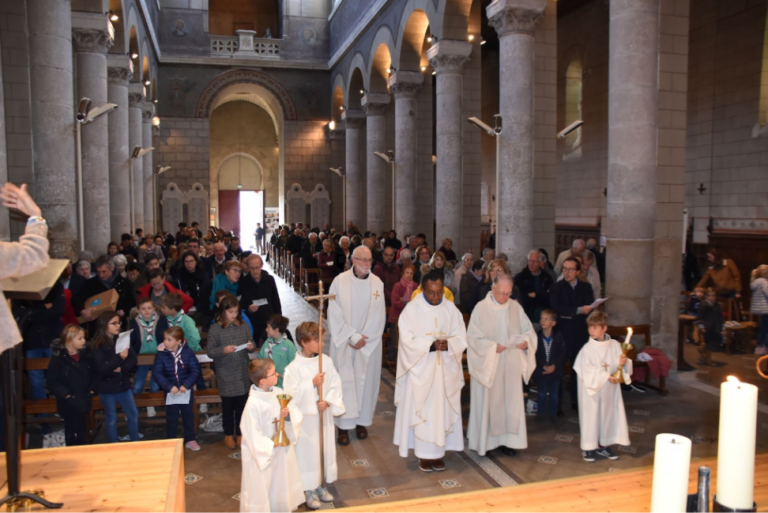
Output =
[
  {"x1": 394, "y1": 270, "x2": 468, "y2": 473},
  {"x1": 239, "y1": 359, "x2": 304, "y2": 512},
  {"x1": 466, "y1": 273, "x2": 537, "y2": 457},
  {"x1": 573, "y1": 311, "x2": 632, "y2": 462},
  {"x1": 283, "y1": 322, "x2": 345, "y2": 509}
]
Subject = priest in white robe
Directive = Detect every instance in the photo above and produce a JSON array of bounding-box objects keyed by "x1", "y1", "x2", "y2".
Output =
[
  {"x1": 327, "y1": 246, "x2": 386, "y2": 445},
  {"x1": 394, "y1": 270, "x2": 467, "y2": 472},
  {"x1": 239, "y1": 383, "x2": 305, "y2": 512},
  {"x1": 573, "y1": 311, "x2": 632, "y2": 461},
  {"x1": 466, "y1": 273, "x2": 537, "y2": 457}
]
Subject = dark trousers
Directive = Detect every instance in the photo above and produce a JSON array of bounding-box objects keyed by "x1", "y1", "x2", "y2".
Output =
[
  {"x1": 166, "y1": 394, "x2": 196, "y2": 443},
  {"x1": 537, "y1": 379, "x2": 560, "y2": 417},
  {"x1": 62, "y1": 409, "x2": 89, "y2": 446},
  {"x1": 221, "y1": 394, "x2": 248, "y2": 437}
]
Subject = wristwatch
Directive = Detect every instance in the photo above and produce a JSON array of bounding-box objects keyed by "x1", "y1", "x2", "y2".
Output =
[{"x1": 27, "y1": 216, "x2": 46, "y2": 224}]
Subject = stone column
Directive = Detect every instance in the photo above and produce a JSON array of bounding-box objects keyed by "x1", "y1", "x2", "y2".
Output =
[
  {"x1": 487, "y1": 0, "x2": 546, "y2": 266},
  {"x1": 388, "y1": 71, "x2": 423, "y2": 240},
  {"x1": 604, "y1": 0, "x2": 659, "y2": 325},
  {"x1": 73, "y1": 13, "x2": 113, "y2": 255},
  {"x1": 0, "y1": 34, "x2": 9, "y2": 241},
  {"x1": 107, "y1": 55, "x2": 133, "y2": 241},
  {"x1": 361, "y1": 93, "x2": 391, "y2": 234},
  {"x1": 427, "y1": 40, "x2": 472, "y2": 253},
  {"x1": 342, "y1": 109, "x2": 365, "y2": 229},
  {"x1": 128, "y1": 83, "x2": 145, "y2": 232},
  {"x1": 28, "y1": 0, "x2": 76, "y2": 258},
  {"x1": 142, "y1": 102, "x2": 155, "y2": 234}
]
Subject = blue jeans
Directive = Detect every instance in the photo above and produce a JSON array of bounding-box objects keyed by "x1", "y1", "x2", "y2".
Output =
[
  {"x1": 132, "y1": 365, "x2": 160, "y2": 394},
  {"x1": 25, "y1": 348, "x2": 52, "y2": 400},
  {"x1": 758, "y1": 315, "x2": 768, "y2": 348},
  {"x1": 166, "y1": 393, "x2": 196, "y2": 443},
  {"x1": 100, "y1": 389, "x2": 140, "y2": 443},
  {"x1": 538, "y1": 379, "x2": 560, "y2": 417}
]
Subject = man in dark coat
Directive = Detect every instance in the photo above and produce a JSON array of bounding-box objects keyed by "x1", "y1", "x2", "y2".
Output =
[
  {"x1": 285, "y1": 229, "x2": 303, "y2": 255},
  {"x1": 238, "y1": 254, "x2": 282, "y2": 346},
  {"x1": 300, "y1": 232, "x2": 322, "y2": 269},
  {"x1": 74, "y1": 255, "x2": 136, "y2": 334},
  {"x1": 548, "y1": 256, "x2": 595, "y2": 410},
  {"x1": 514, "y1": 249, "x2": 554, "y2": 324}
]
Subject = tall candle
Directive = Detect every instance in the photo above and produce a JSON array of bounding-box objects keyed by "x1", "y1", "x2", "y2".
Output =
[
  {"x1": 650, "y1": 434, "x2": 692, "y2": 512},
  {"x1": 716, "y1": 376, "x2": 758, "y2": 509}
]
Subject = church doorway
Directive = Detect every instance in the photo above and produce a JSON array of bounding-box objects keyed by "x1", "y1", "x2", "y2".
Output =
[{"x1": 217, "y1": 152, "x2": 265, "y2": 249}]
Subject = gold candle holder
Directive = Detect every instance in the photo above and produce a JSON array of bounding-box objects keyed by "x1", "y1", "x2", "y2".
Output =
[
  {"x1": 272, "y1": 394, "x2": 292, "y2": 447},
  {"x1": 611, "y1": 328, "x2": 633, "y2": 382}
]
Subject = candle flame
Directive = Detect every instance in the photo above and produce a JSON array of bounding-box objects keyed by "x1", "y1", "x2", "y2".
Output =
[{"x1": 726, "y1": 375, "x2": 740, "y2": 384}]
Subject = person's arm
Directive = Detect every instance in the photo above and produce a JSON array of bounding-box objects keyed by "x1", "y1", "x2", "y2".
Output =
[
  {"x1": 129, "y1": 321, "x2": 142, "y2": 354},
  {"x1": 94, "y1": 348, "x2": 124, "y2": 377},
  {"x1": 727, "y1": 259, "x2": 742, "y2": 294},
  {"x1": 206, "y1": 327, "x2": 227, "y2": 359},
  {"x1": 183, "y1": 315, "x2": 201, "y2": 351},
  {"x1": 0, "y1": 184, "x2": 49, "y2": 279},
  {"x1": 182, "y1": 349, "x2": 200, "y2": 390},
  {"x1": 122, "y1": 348, "x2": 137, "y2": 372},
  {"x1": 696, "y1": 270, "x2": 712, "y2": 290},
  {"x1": 45, "y1": 358, "x2": 71, "y2": 401},
  {"x1": 152, "y1": 355, "x2": 172, "y2": 392}
]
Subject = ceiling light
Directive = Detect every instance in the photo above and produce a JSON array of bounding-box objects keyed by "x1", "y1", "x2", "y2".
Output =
[
  {"x1": 339, "y1": 106, "x2": 344, "y2": 111},
  {"x1": 329, "y1": 120, "x2": 336, "y2": 130},
  {"x1": 480, "y1": 39, "x2": 486, "y2": 45},
  {"x1": 144, "y1": 79, "x2": 150, "y2": 86},
  {"x1": 130, "y1": 52, "x2": 138, "y2": 59},
  {"x1": 108, "y1": 10, "x2": 119, "y2": 21},
  {"x1": 152, "y1": 98, "x2": 158, "y2": 104},
  {"x1": 468, "y1": 34, "x2": 475, "y2": 41},
  {"x1": 427, "y1": 36, "x2": 432, "y2": 43},
  {"x1": 421, "y1": 66, "x2": 426, "y2": 72},
  {"x1": 360, "y1": 89, "x2": 364, "y2": 94}
]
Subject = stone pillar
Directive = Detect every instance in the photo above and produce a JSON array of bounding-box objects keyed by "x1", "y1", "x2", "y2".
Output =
[
  {"x1": 342, "y1": 109, "x2": 365, "y2": 229},
  {"x1": 142, "y1": 102, "x2": 155, "y2": 234},
  {"x1": 107, "y1": 55, "x2": 133, "y2": 241},
  {"x1": 128, "y1": 83, "x2": 145, "y2": 232},
  {"x1": 487, "y1": 0, "x2": 546, "y2": 267},
  {"x1": 427, "y1": 40, "x2": 472, "y2": 253},
  {"x1": 28, "y1": 0, "x2": 76, "y2": 258},
  {"x1": 72, "y1": 13, "x2": 113, "y2": 255},
  {"x1": 604, "y1": 0, "x2": 659, "y2": 326},
  {"x1": 0, "y1": 34, "x2": 9, "y2": 241},
  {"x1": 388, "y1": 71, "x2": 423, "y2": 241},
  {"x1": 361, "y1": 93, "x2": 391, "y2": 234}
]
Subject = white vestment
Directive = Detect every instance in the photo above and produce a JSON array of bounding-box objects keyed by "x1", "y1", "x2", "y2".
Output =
[
  {"x1": 327, "y1": 269, "x2": 386, "y2": 429},
  {"x1": 466, "y1": 294, "x2": 538, "y2": 455},
  {"x1": 239, "y1": 385, "x2": 305, "y2": 513},
  {"x1": 573, "y1": 338, "x2": 633, "y2": 451},
  {"x1": 394, "y1": 293, "x2": 467, "y2": 459},
  {"x1": 283, "y1": 353, "x2": 345, "y2": 490}
]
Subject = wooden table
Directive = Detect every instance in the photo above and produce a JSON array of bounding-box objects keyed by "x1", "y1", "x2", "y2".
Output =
[
  {"x1": 0, "y1": 439, "x2": 185, "y2": 512},
  {"x1": 339, "y1": 454, "x2": 768, "y2": 512}
]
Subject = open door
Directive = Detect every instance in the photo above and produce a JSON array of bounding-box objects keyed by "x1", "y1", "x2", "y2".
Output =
[{"x1": 218, "y1": 190, "x2": 240, "y2": 236}]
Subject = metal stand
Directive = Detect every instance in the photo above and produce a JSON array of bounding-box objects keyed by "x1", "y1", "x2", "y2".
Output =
[
  {"x1": 0, "y1": 344, "x2": 63, "y2": 511},
  {"x1": 687, "y1": 466, "x2": 711, "y2": 512},
  {"x1": 712, "y1": 497, "x2": 757, "y2": 512}
]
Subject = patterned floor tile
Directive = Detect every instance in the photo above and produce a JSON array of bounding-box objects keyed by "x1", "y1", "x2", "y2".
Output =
[
  {"x1": 228, "y1": 452, "x2": 241, "y2": 460},
  {"x1": 618, "y1": 445, "x2": 636, "y2": 454},
  {"x1": 185, "y1": 473, "x2": 203, "y2": 485},
  {"x1": 378, "y1": 411, "x2": 395, "y2": 417},
  {"x1": 629, "y1": 426, "x2": 645, "y2": 433},
  {"x1": 555, "y1": 434, "x2": 573, "y2": 443},
  {"x1": 316, "y1": 502, "x2": 336, "y2": 510},
  {"x1": 439, "y1": 479, "x2": 461, "y2": 489},
  {"x1": 367, "y1": 488, "x2": 389, "y2": 499},
  {"x1": 633, "y1": 409, "x2": 650, "y2": 416},
  {"x1": 538, "y1": 455, "x2": 558, "y2": 465},
  {"x1": 350, "y1": 459, "x2": 369, "y2": 467},
  {"x1": 232, "y1": 493, "x2": 240, "y2": 501}
]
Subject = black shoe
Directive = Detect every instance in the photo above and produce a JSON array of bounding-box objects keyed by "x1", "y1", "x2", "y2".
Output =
[
  {"x1": 582, "y1": 450, "x2": 596, "y2": 462},
  {"x1": 596, "y1": 447, "x2": 619, "y2": 460},
  {"x1": 497, "y1": 446, "x2": 517, "y2": 456},
  {"x1": 337, "y1": 429, "x2": 349, "y2": 446},
  {"x1": 355, "y1": 425, "x2": 368, "y2": 440}
]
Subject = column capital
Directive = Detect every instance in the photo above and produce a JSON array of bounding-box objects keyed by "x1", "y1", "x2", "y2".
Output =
[
  {"x1": 128, "y1": 82, "x2": 146, "y2": 107},
  {"x1": 71, "y1": 11, "x2": 114, "y2": 54},
  {"x1": 426, "y1": 40, "x2": 472, "y2": 74},
  {"x1": 361, "y1": 93, "x2": 391, "y2": 117},
  {"x1": 388, "y1": 71, "x2": 424, "y2": 99},
  {"x1": 141, "y1": 102, "x2": 155, "y2": 122},
  {"x1": 107, "y1": 54, "x2": 134, "y2": 85},
  {"x1": 487, "y1": 0, "x2": 546, "y2": 37},
  {"x1": 342, "y1": 109, "x2": 366, "y2": 129}
]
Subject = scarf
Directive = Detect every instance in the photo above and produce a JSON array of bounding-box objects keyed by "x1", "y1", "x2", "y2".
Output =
[
  {"x1": 138, "y1": 313, "x2": 157, "y2": 353},
  {"x1": 171, "y1": 342, "x2": 186, "y2": 384},
  {"x1": 542, "y1": 334, "x2": 553, "y2": 365},
  {"x1": 99, "y1": 268, "x2": 119, "y2": 289},
  {"x1": 265, "y1": 334, "x2": 287, "y2": 358},
  {"x1": 168, "y1": 311, "x2": 184, "y2": 327}
]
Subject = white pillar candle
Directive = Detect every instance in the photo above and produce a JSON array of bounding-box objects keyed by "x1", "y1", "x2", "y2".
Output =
[
  {"x1": 717, "y1": 376, "x2": 758, "y2": 509},
  {"x1": 650, "y1": 434, "x2": 692, "y2": 512}
]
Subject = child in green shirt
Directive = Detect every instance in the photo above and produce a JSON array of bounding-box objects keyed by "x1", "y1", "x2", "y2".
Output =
[
  {"x1": 257, "y1": 314, "x2": 296, "y2": 389},
  {"x1": 161, "y1": 292, "x2": 202, "y2": 352}
]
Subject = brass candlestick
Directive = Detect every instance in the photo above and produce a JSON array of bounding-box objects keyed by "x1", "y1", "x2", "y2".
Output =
[
  {"x1": 611, "y1": 328, "x2": 633, "y2": 382},
  {"x1": 272, "y1": 394, "x2": 292, "y2": 447}
]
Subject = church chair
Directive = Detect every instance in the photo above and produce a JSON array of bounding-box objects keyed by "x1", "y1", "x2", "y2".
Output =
[
  {"x1": 723, "y1": 301, "x2": 757, "y2": 355},
  {"x1": 303, "y1": 267, "x2": 320, "y2": 297},
  {"x1": 293, "y1": 257, "x2": 303, "y2": 291}
]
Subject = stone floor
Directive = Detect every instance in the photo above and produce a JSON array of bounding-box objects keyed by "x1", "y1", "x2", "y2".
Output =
[{"x1": 25, "y1": 261, "x2": 768, "y2": 511}]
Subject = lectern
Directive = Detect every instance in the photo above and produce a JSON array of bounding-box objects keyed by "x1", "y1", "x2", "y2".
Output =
[{"x1": 0, "y1": 259, "x2": 68, "y2": 511}]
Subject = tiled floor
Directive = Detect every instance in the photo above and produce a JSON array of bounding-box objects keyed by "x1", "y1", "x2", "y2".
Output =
[{"x1": 33, "y1": 258, "x2": 768, "y2": 511}]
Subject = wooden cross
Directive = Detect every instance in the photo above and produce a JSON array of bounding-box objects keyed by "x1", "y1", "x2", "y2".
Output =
[
  {"x1": 602, "y1": 363, "x2": 610, "y2": 372},
  {"x1": 304, "y1": 280, "x2": 336, "y2": 488}
]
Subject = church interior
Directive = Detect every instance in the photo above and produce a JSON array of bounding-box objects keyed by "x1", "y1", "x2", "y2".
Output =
[{"x1": 1, "y1": 0, "x2": 768, "y2": 511}]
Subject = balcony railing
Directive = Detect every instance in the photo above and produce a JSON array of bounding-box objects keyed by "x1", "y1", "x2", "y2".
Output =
[{"x1": 210, "y1": 33, "x2": 281, "y2": 60}]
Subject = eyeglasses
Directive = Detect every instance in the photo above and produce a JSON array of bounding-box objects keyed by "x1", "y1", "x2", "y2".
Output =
[
  {"x1": 108, "y1": 321, "x2": 121, "y2": 326},
  {"x1": 265, "y1": 372, "x2": 277, "y2": 379},
  {"x1": 563, "y1": 266, "x2": 578, "y2": 272},
  {"x1": 354, "y1": 258, "x2": 373, "y2": 264}
]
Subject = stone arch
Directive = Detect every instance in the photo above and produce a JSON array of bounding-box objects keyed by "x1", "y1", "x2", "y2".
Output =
[
  {"x1": 195, "y1": 69, "x2": 297, "y2": 120},
  {"x1": 397, "y1": 0, "x2": 441, "y2": 49},
  {"x1": 124, "y1": 3, "x2": 140, "y2": 58},
  {"x1": 217, "y1": 152, "x2": 265, "y2": 191},
  {"x1": 345, "y1": 52, "x2": 368, "y2": 108},
  {"x1": 141, "y1": 40, "x2": 151, "y2": 82},
  {"x1": 369, "y1": 43, "x2": 393, "y2": 93},
  {"x1": 110, "y1": 0, "x2": 128, "y2": 54},
  {"x1": 438, "y1": 0, "x2": 473, "y2": 40},
  {"x1": 559, "y1": 45, "x2": 589, "y2": 154},
  {"x1": 368, "y1": 25, "x2": 397, "y2": 80},
  {"x1": 331, "y1": 73, "x2": 345, "y2": 122},
  {"x1": 397, "y1": 7, "x2": 433, "y2": 72}
]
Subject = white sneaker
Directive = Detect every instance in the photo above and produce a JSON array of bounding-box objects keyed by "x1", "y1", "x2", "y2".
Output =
[
  {"x1": 147, "y1": 407, "x2": 156, "y2": 417},
  {"x1": 199, "y1": 403, "x2": 208, "y2": 413},
  {"x1": 304, "y1": 490, "x2": 321, "y2": 509},
  {"x1": 316, "y1": 486, "x2": 334, "y2": 502},
  {"x1": 119, "y1": 433, "x2": 144, "y2": 441}
]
